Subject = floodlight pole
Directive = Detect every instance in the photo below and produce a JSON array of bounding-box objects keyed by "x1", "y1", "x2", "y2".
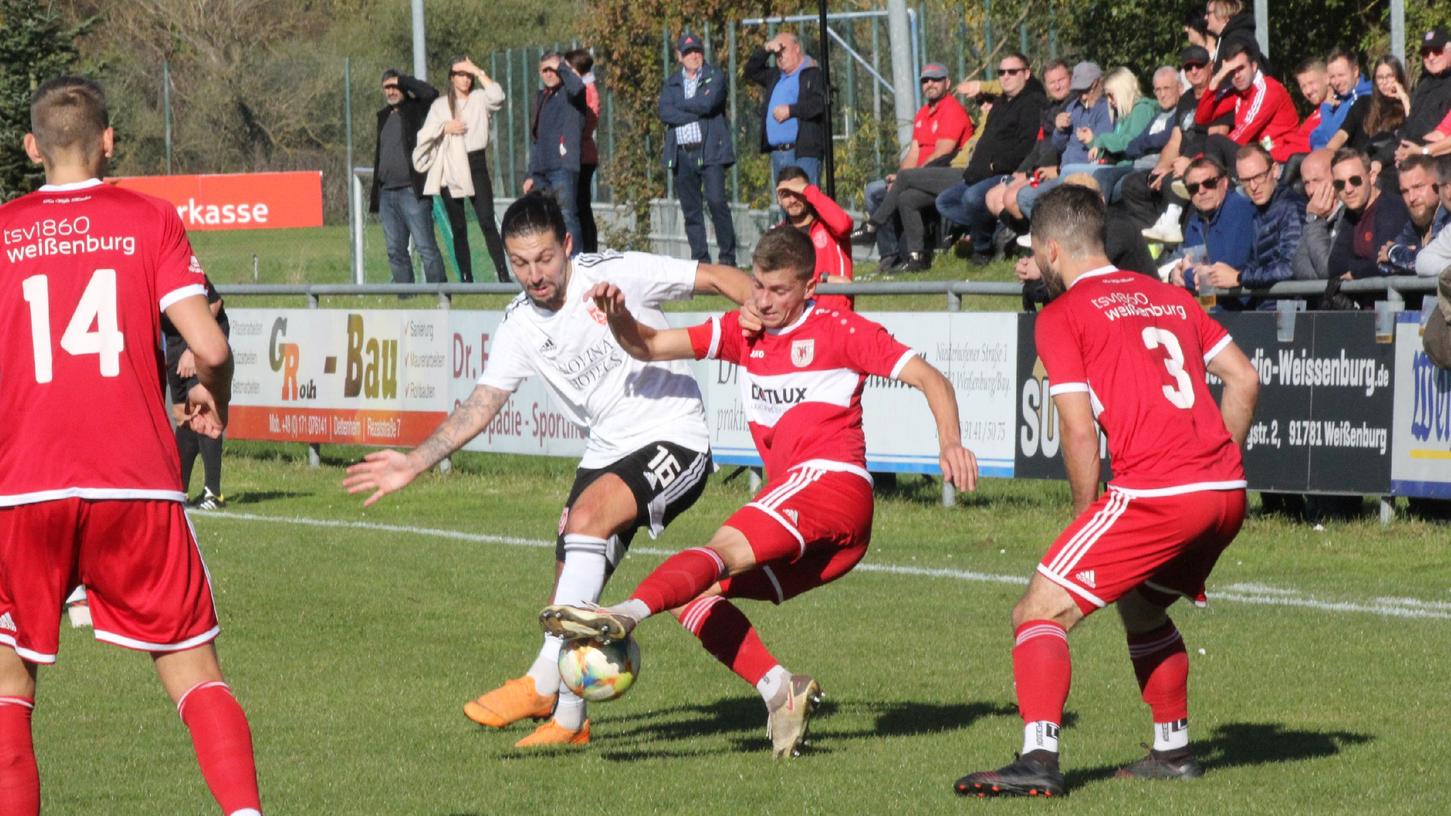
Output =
[
  {"x1": 411, "y1": 0, "x2": 427, "y2": 80},
  {"x1": 817, "y1": 0, "x2": 836, "y2": 198},
  {"x1": 887, "y1": 0, "x2": 915, "y2": 154}
]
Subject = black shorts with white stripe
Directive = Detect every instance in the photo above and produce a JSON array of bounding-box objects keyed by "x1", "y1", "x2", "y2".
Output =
[{"x1": 554, "y1": 441, "x2": 713, "y2": 572}]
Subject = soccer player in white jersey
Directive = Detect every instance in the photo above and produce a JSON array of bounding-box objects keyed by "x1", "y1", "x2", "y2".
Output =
[
  {"x1": 344, "y1": 193, "x2": 752, "y2": 746},
  {"x1": 0, "y1": 77, "x2": 259, "y2": 815},
  {"x1": 541, "y1": 226, "x2": 979, "y2": 758}
]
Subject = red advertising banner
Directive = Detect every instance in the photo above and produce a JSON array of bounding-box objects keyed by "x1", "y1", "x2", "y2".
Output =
[{"x1": 107, "y1": 171, "x2": 323, "y2": 231}]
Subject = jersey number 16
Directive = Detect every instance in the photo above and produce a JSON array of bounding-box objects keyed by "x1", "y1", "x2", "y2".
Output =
[{"x1": 21, "y1": 269, "x2": 126, "y2": 384}]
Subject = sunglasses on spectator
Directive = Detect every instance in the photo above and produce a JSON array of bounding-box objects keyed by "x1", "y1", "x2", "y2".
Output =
[
  {"x1": 1182, "y1": 62, "x2": 1207, "y2": 70},
  {"x1": 1184, "y1": 175, "x2": 1222, "y2": 195},
  {"x1": 1332, "y1": 175, "x2": 1365, "y2": 191},
  {"x1": 921, "y1": 77, "x2": 947, "y2": 84},
  {"x1": 998, "y1": 67, "x2": 1027, "y2": 75},
  {"x1": 540, "y1": 67, "x2": 558, "y2": 75}
]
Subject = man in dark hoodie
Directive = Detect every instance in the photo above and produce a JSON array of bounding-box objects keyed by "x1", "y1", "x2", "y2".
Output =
[
  {"x1": 934, "y1": 52, "x2": 1047, "y2": 264},
  {"x1": 745, "y1": 32, "x2": 828, "y2": 186},
  {"x1": 523, "y1": 53, "x2": 588, "y2": 254},
  {"x1": 1394, "y1": 28, "x2": 1451, "y2": 166}
]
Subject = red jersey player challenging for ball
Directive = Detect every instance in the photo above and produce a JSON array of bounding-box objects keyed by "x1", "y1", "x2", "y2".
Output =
[
  {"x1": 0, "y1": 77, "x2": 261, "y2": 815},
  {"x1": 540, "y1": 225, "x2": 980, "y2": 758},
  {"x1": 954, "y1": 185, "x2": 1260, "y2": 798}
]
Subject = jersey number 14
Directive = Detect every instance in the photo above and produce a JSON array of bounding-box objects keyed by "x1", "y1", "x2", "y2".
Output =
[{"x1": 21, "y1": 270, "x2": 126, "y2": 384}]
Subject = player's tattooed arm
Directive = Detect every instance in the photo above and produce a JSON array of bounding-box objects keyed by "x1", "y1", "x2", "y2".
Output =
[
  {"x1": 587, "y1": 282, "x2": 697, "y2": 361},
  {"x1": 897, "y1": 356, "x2": 979, "y2": 492},
  {"x1": 1206, "y1": 340, "x2": 1260, "y2": 448},
  {"x1": 693, "y1": 262, "x2": 755, "y2": 306},
  {"x1": 1052, "y1": 391, "x2": 1101, "y2": 515},
  {"x1": 343, "y1": 384, "x2": 510, "y2": 506}
]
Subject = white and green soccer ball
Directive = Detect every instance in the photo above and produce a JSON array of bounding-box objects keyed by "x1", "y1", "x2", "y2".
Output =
[{"x1": 557, "y1": 636, "x2": 642, "y2": 702}]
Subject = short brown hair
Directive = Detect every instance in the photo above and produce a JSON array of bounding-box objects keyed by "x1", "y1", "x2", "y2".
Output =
[
  {"x1": 1332, "y1": 147, "x2": 1370, "y2": 172},
  {"x1": 30, "y1": 76, "x2": 109, "y2": 163},
  {"x1": 1399, "y1": 154, "x2": 1437, "y2": 178},
  {"x1": 1234, "y1": 141, "x2": 1274, "y2": 168},
  {"x1": 751, "y1": 225, "x2": 816, "y2": 282},
  {"x1": 1030, "y1": 184, "x2": 1107, "y2": 260}
]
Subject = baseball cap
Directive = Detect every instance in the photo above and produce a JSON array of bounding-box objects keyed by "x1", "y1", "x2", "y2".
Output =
[
  {"x1": 1069, "y1": 61, "x2": 1102, "y2": 91},
  {"x1": 1421, "y1": 28, "x2": 1449, "y2": 54},
  {"x1": 920, "y1": 63, "x2": 949, "y2": 81},
  {"x1": 1180, "y1": 46, "x2": 1211, "y2": 67},
  {"x1": 678, "y1": 33, "x2": 703, "y2": 54}
]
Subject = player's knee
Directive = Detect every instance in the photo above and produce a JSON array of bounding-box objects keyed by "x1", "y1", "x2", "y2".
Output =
[{"x1": 1115, "y1": 591, "x2": 1169, "y2": 633}]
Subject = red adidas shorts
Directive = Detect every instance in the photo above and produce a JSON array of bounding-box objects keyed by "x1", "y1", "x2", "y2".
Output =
[
  {"x1": 718, "y1": 463, "x2": 874, "y2": 604},
  {"x1": 0, "y1": 499, "x2": 219, "y2": 664},
  {"x1": 1038, "y1": 487, "x2": 1247, "y2": 615}
]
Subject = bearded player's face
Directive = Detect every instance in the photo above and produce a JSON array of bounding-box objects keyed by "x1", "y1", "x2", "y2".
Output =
[
  {"x1": 750, "y1": 266, "x2": 816, "y2": 329},
  {"x1": 506, "y1": 229, "x2": 573, "y2": 311}
]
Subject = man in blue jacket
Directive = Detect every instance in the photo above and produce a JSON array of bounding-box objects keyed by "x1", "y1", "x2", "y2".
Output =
[
  {"x1": 745, "y1": 32, "x2": 828, "y2": 186},
  {"x1": 660, "y1": 33, "x2": 738, "y2": 267},
  {"x1": 524, "y1": 53, "x2": 588, "y2": 253},
  {"x1": 1197, "y1": 143, "x2": 1306, "y2": 308},
  {"x1": 1167, "y1": 156, "x2": 1255, "y2": 296}
]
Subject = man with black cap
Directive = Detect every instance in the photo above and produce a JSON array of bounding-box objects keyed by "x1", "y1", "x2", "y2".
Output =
[
  {"x1": 1394, "y1": 28, "x2": 1451, "y2": 165},
  {"x1": 660, "y1": 33, "x2": 738, "y2": 267},
  {"x1": 851, "y1": 61, "x2": 973, "y2": 271}
]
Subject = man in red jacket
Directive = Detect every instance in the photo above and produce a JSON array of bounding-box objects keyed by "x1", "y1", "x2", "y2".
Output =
[
  {"x1": 1195, "y1": 40, "x2": 1308, "y2": 174},
  {"x1": 775, "y1": 166, "x2": 855, "y2": 310}
]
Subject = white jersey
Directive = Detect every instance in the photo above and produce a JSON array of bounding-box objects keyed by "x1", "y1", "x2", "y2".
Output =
[{"x1": 479, "y1": 251, "x2": 710, "y2": 468}]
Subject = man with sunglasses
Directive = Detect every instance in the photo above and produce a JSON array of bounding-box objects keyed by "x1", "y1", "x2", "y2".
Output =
[
  {"x1": 1166, "y1": 156, "x2": 1254, "y2": 297},
  {"x1": 1394, "y1": 29, "x2": 1451, "y2": 166},
  {"x1": 851, "y1": 62, "x2": 973, "y2": 272},
  {"x1": 1128, "y1": 46, "x2": 1215, "y2": 243},
  {"x1": 1326, "y1": 148, "x2": 1411, "y2": 288},
  {"x1": 1196, "y1": 143, "x2": 1305, "y2": 307},
  {"x1": 522, "y1": 53, "x2": 588, "y2": 254}
]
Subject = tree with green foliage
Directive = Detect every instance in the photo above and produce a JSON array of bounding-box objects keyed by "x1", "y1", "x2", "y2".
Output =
[{"x1": 0, "y1": 0, "x2": 89, "y2": 200}]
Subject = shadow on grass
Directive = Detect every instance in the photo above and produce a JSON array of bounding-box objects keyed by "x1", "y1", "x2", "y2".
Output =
[
  {"x1": 228, "y1": 490, "x2": 310, "y2": 505},
  {"x1": 1064, "y1": 721, "x2": 1373, "y2": 790}
]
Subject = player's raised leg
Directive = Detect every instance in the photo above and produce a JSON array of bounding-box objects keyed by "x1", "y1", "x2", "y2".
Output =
[
  {"x1": 154, "y1": 645, "x2": 261, "y2": 816},
  {"x1": 0, "y1": 650, "x2": 39, "y2": 816}
]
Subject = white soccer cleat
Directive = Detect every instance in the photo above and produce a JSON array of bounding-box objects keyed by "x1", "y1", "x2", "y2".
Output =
[
  {"x1": 766, "y1": 673, "x2": 824, "y2": 759},
  {"x1": 539, "y1": 603, "x2": 636, "y2": 643}
]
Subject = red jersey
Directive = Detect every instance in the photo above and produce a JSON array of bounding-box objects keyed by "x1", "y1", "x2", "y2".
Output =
[
  {"x1": 687, "y1": 305, "x2": 915, "y2": 480},
  {"x1": 779, "y1": 184, "x2": 854, "y2": 311},
  {"x1": 1195, "y1": 70, "x2": 1308, "y2": 162},
  {"x1": 912, "y1": 94, "x2": 973, "y2": 164},
  {"x1": 1034, "y1": 266, "x2": 1245, "y2": 495},
  {"x1": 0, "y1": 179, "x2": 207, "y2": 506}
]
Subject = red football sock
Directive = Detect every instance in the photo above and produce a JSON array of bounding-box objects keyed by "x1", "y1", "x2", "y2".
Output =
[
  {"x1": 177, "y1": 682, "x2": 261, "y2": 815},
  {"x1": 676, "y1": 596, "x2": 778, "y2": 685},
  {"x1": 1013, "y1": 620, "x2": 1071, "y2": 725},
  {"x1": 1126, "y1": 620, "x2": 1189, "y2": 723},
  {"x1": 630, "y1": 547, "x2": 726, "y2": 614},
  {"x1": 0, "y1": 697, "x2": 39, "y2": 816}
]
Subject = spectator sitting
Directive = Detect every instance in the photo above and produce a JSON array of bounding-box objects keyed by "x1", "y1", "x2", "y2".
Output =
[
  {"x1": 1166, "y1": 156, "x2": 1256, "y2": 295},
  {"x1": 1293, "y1": 59, "x2": 1330, "y2": 150},
  {"x1": 1018, "y1": 172, "x2": 1157, "y2": 307},
  {"x1": 1124, "y1": 46, "x2": 1215, "y2": 240},
  {"x1": 1380, "y1": 155, "x2": 1442, "y2": 279},
  {"x1": 1394, "y1": 28, "x2": 1451, "y2": 166},
  {"x1": 1195, "y1": 143, "x2": 1306, "y2": 307},
  {"x1": 1004, "y1": 61, "x2": 1113, "y2": 222},
  {"x1": 745, "y1": 32, "x2": 828, "y2": 185},
  {"x1": 852, "y1": 62, "x2": 973, "y2": 271},
  {"x1": 1313, "y1": 49, "x2": 1372, "y2": 150},
  {"x1": 774, "y1": 166, "x2": 855, "y2": 310},
  {"x1": 1326, "y1": 148, "x2": 1411, "y2": 288},
  {"x1": 1424, "y1": 108, "x2": 1451, "y2": 157},
  {"x1": 933, "y1": 52, "x2": 1048, "y2": 265},
  {"x1": 1334, "y1": 55, "x2": 1410, "y2": 171},
  {"x1": 1415, "y1": 155, "x2": 1451, "y2": 278},
  {"x1": 1083, "y1": 67, "x2": 1163, "y2": 197},
  {"x1": 1291, "y1": 148, "x2": 1343, "y2": 281},
  {"x1": 1196, "y1": 40, "x2": 1308, "y2": 173},
  {"x1": 1120, "y1": 66, "x2": 1183, "y2": 170}
]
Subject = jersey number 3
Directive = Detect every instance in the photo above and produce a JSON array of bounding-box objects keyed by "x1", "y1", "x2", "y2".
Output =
[
  {"x1": 22, "y1": 270, "x2": 126, "y2": 384},
  {"x1": 1140, "y1": 327, "x2": 1195, "y2": 409}
]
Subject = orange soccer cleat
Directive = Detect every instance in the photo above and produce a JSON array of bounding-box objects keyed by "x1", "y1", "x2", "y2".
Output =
[
  {"x1": 514, "y1": 719, "x2": 590, "y2": 748},
  {"x1": 463, "y1": 676, "x2": 556, "y2": 729}
]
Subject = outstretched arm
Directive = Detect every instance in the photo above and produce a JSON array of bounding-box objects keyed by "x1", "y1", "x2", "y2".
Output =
[
  {"x1": 896, "y1": 356, "x2": 979, "y2": 492},
  {"x1": 1206, "y1": 340, "x2": 1259, "y2": 448},
  {"x1": 588, "y1": 282, "x2": 697, "y2": 361},
  {"x1": 343, "y1": 384, "x2": 511, "y2": 506}
]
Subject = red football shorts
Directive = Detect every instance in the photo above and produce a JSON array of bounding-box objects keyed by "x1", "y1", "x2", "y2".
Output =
[
  {"x1": 1038, "y1": 487, "x2": 1247, "y2": 615},
  {"x1": 0, "y1": 498, "x2": 219, "y2": 664},
  {"x1": 718, "y1": 463, "x2": 874, "y2": 604}
]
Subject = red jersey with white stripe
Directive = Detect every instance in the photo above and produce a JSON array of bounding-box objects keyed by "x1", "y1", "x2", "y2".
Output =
[
  {"x1": 779, "y1": 185, "x2": 854, "y2": 311},
  {"x1": 687, "y1": 304, "x2": 915, "y2": 480},
  {"x1": 1034, "y1": 266, "x2": 1245, "y2": 495},
  {"x1": 1194, "y1": 70, "x2": 1307, "y2": 163},
  {"x1": 0, "y1": 179, "x2": 206, "y2": 506}
]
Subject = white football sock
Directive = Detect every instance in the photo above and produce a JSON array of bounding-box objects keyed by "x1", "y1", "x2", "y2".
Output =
[
  {"x1": 1153, "y1": 718, "x2": 1189, "y2": 751},
  {"x1": 756, "y1": 664, "x2": 789, "y2": 707},
  {"x1": 1023, "y1": 721, "x2": 1061, "y2": 755},
  {"x1": 553, "y1": 686, "x2": 586, "y2": 731},
  {"x1": 609, "y1": 598, "x2": 652, "y2": 623},
  {"x1": 526, "y1": 537, "x2": 609, "y2": 695},
  {"x1": 526, "y1": 636, "x2": 563, "y2": 695}
]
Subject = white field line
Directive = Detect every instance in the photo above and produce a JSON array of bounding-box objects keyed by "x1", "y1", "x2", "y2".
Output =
[{"x1": 193, "y1": 510, "x2": 1451, "y2": 621}]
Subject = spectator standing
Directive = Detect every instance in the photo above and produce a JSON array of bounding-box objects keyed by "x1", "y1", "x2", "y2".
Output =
[
  {"x1": 1196, "y1": 143, "x2": 1306, "y2": 307},
  {"x1": 745, "y1": 32, "x2": 828, "y2": 186},
  {"x1": 370, "y1": 68, "x2": 447, "y2": 284},
  {"x1": 774, "y1": 166, "x2": 855, "y2": 310},
  {"x1": 523, "y1": 53, "x2": 588, "y2": 254},
  {"x1": 659, "y1": 33, "x2": 738, "y2": 267},
  {"x1": 934, "y1": 52, "x2": 1047, "y2": 264},
  {"x1": 165, "y1": 279, "x2": 230, "y2": 509},
  {"x1": 1206, "y1": 0, "x2": 1257, "y2": 62},
  {"x1": 851, "y1": 63, "x2": 973, "y2": 271},
  {"x1": 1313, "y1": 50, "x2": 1372, "y2": 150},
  {"x1": 565, "y1": 49, "x2": 601, "y2": 253},
  {"x1": 1326, "y1": 148, "x2": 1411, "y2": 283},
  {"x1": 415, "y1": 56, "x2": 509, "y2": 283},
  {"x1": 1196, "y1": 40, "x2": 1308, "y2": 171}
]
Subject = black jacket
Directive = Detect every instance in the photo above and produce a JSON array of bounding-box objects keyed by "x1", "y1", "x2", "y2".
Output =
[
  {"x1": 528, "y1": 62, "x2": 588, "y2": 180},
  {"x1": 1405, "y1": 68, "x2": 1451, "y2": 143},
  {"x1": 658, "y1": 62, "x2": 736, "y2": 169},
  {"x1": 744, "y1": 48, "x2": 828, "y2": 158},
  {"x1": 964, "y1": 78, "x2": 1047, "y2": 184},
  {"x1": 369, "y1": 74, "x2": 438, "y2": 212},
  {"x1": 1015, "y1": 94, "x2": 1071, "y2": 174}
]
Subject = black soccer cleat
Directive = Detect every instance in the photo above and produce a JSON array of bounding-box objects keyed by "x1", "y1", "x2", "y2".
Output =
[
  {"x1": 954, "y1": 751, "x2": 1065, "y2": 798},
  {"x1": 1114, "y1": 747, "x2": 1204, "y2": 781}
]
